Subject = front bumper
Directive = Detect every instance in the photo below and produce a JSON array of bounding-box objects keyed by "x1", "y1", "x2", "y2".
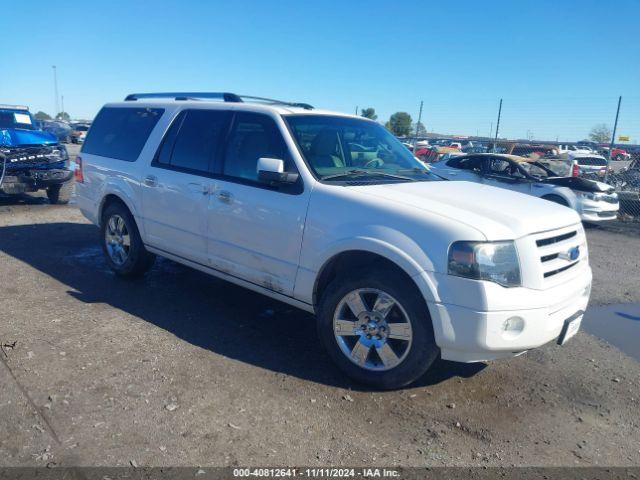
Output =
[
  {"x1": 0, "y1": 168, "x2": 73, "y2": 194},
  {"x1": 424, "y1": 267, "x2": 592, "y2": 363},
  {"x1": 577, "y1": 197, "x2": 619, "y2": 222}
]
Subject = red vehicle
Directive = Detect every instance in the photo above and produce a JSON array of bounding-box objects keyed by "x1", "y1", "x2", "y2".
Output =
[{"x1": 601, "y1": 146, "x2": 630, "y2": 161}]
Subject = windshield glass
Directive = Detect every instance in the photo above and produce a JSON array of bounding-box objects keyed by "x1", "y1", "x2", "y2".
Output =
[
  {"x1": 284, "y1": 115, "x2": 438, "y2": 183},
  {"x1": 0, "y1": 109, "x2": 35, "y2": 130}
]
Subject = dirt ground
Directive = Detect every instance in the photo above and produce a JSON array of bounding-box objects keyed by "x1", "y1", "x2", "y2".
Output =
[{"x1": 0, "y1": 198, "x2": 639, "y2": 468}]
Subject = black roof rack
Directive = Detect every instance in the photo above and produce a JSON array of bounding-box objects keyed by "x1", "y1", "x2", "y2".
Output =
[{"x1": 123, "y1": 92, "x2": 313, "y2": 109}]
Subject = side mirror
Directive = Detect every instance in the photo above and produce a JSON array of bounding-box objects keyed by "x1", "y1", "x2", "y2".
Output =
[{"x1": 257, "y1": 157, "x2": 299, "y2": 185}]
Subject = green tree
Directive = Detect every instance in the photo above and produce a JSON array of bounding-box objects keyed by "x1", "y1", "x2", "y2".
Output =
[
  {"x1": 589, "y1": 124, "x2": 612, "y2": 143},
  {"x1": 360, "y1": 107, "x2": 377, "y2": 120},
  {"x1": 55, "y1": 111, "x2": 71, "y2": 121},
  {"x1": 385, "y1": 112, "x2": 413, "y2": 136},
  {"x1": 34, "y1": 111, "x2": 52, "y2": 120}
]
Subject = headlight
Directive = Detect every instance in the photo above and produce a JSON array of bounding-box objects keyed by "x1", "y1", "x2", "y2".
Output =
[
  {"x1": 448, "y1": 241, "x2": 521, "y2": 287},
  {"x1": 577, "y1": 191, "x2": 599, "y2": 201}
]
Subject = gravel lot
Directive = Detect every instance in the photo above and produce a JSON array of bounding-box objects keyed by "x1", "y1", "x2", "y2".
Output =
[{"x1": 0, "y1": 192, "x2": 639, "y2": 467}]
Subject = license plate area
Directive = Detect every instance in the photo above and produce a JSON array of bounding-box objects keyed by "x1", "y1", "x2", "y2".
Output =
[{"x1": 557, "y1": 310, "x2": 584, "y2": 345}]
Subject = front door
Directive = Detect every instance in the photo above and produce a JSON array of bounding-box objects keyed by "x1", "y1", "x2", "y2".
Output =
[{"x1": 206, "y1": 112, "x2": 311, "y2": 296}]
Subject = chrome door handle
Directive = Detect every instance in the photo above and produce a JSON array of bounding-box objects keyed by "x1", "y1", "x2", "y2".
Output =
[
  {"x1": 217, "y1": 190, "x2": 233, "y2": 204},
  {"x1": 187, "y1": 182, "x2": 210, "y2": 195},
  {"x1": 144, "y1": 175, "x2": 158, "y2": 187}
]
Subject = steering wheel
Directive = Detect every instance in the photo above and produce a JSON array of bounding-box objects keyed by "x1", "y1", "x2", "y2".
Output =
[{"x1": 363, "y1": 158, "x2": 383, "y2": 168}]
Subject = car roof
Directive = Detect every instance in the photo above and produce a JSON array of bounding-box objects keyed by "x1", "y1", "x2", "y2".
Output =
[{"x1": 102, "y1": 99, "x2": 364, "y2": 120}]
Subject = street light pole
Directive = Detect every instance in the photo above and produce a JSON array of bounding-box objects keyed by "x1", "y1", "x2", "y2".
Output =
[
  {"x1": 52, "y1": 65, "x2": 59, "y2": 117},
  {"x1": 604, "y1": 96, "x2": 622, "y2": 184},
  {"x1": 492, "y1": 98, "x2": 502, "y2": 152},
  {"x1": 413, "y1": 100, "x2": 423, "y2": 153}
]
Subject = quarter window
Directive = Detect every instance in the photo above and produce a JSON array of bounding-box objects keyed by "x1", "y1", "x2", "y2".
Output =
[{"x1": 82, "y1": 107, "x2": 164, "y2": 161}]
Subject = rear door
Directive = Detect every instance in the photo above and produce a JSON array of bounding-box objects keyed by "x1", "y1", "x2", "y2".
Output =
[
  {"x1": 205, "y1": 111, "x2": 310, "y2": 296},
  {"x1": 141, "y1": 109, "x2": 231, "y2": 265}
]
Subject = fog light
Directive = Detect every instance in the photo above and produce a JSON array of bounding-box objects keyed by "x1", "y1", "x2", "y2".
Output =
[{"x1": 502, "y1": 316, "x2": 525, "y2": 340}]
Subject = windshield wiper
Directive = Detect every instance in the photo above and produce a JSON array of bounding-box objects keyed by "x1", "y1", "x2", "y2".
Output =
[{"x1": 321, "y1": 169, "x2": 414, "y2": 182}]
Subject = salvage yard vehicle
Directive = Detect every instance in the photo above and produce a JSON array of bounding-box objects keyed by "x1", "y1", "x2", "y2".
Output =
[
  {"x1": 0, "y1": 104, "x2": 74, "y2": 203},
  {"x1": 431, "y1": 153, "x2": 619, "y2": 222},
  {"x1": 75, "y1": 92, "x2": 592, "y2": 389},
  {"x1": 70, "y1": 123, "x2": 91, "y2": 144}
]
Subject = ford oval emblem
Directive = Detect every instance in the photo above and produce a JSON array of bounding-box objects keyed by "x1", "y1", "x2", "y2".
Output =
[{"x1": 569, "y1": 246, "x2": 580, "y2": 261}]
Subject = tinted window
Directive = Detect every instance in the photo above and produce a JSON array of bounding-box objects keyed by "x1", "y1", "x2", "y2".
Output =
[
  {"x1": 223, "y1": 113, "x2": 288, "y2": 182},
  {"x1": 577, "y1": 156, "x2": 607, "y2": 166},
  {"x1": 457, "y1": 156, "x2": 483, "y2": 172},
  {"x1": 82, "y1": 107, "x2": 163, "y2": 161},
  {"x1": 154, "y1": 111, "x2": 186, "y2": 166},
  {"x1": 170, "y1": 110, "x2": 230, "y2": 173}
]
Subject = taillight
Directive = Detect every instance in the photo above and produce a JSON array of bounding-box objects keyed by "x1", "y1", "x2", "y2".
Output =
[
  {"x1": 571, "y1": 161, "x2": 580, "y2": 177},
  {"x1": 74, "y1": 156, "x2": 84, "y2": 183}
]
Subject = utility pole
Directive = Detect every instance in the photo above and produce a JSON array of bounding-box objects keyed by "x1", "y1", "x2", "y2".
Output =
[
  {"x1": 355, "y1": 106, "x2": 358, "y2": 115},
  {"x1": 604, "y1": 96, "x2": 622, "y2": 183},
  {"x1": 61, "y1": 95, "x2": 65, "y2": 118},
  {"x1": 492, "y1": 98, "x2": 502, "y2": 152},
  {"x1": 413, "y1": 100, "x2": 423, "y2": 152},
  {"x1": 52, "y1": 65, "x2": 59, "y2": 117},
  {"x1": 489, "y1": 122, "x2": 493, "y2": 139}
]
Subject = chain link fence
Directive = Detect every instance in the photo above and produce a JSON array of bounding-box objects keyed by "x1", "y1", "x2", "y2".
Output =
[{"x1": 398, "y1": 95, "x2": 640, "y2": 221}]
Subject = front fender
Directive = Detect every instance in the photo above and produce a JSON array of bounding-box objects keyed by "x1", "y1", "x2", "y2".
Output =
[{"x1": 295, "y1": 227, "x2": 441, "y2": 306}]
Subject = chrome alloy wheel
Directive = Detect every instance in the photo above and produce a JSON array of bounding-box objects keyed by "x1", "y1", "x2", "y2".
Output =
[
  {"x1": 105, "y1": 214, "x2": 131, "y2": 266},
  {"x1": 333, "y1": 288, "x2": 413, "y2": 371}
]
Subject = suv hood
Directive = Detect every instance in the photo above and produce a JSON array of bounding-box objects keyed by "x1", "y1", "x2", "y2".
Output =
[
  {"x1": 0, "y1": 128, "x2": 57, "y2": 147},
  {"x1": 356, "y1": 181, "x2": 580, "y2": 240}
]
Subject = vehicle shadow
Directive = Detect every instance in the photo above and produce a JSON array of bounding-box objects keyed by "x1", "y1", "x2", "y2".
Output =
[
  {"x1": 0, "y1": 221, "x2": 485, "y2": 391},
  {"x1": 0, "y1": 193, "x2": 50, "y2": 206}
]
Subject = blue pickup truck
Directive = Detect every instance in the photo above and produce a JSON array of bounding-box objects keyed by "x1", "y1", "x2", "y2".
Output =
[{"x1": 0, "y1": 104, "x2": 74, "y2": 203}]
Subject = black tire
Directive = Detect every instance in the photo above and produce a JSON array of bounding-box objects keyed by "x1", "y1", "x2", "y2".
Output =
[
  {"x1": 542, "y1": 194, "x2": 569, "y2": 207},
  {"x1": 46, "y1": 180, "x2": 74, "y2": 204},
  {"x1": 317, "y1": 267, "x2": 439, "y2": 389},
  {"x1": 101, "y1": 202, "x2": 155, "y2": 277}
]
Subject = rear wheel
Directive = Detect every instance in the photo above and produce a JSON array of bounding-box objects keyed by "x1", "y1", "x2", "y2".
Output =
[
  {"x1": 317, "y1": 268, "x2": 439, "y2": 389},
  {"x1": 101, "y1": 203, "x2": 155, "y2": 277},
  {"x1": 46, "y1": 180, "x2": 74, "y2": 204}
]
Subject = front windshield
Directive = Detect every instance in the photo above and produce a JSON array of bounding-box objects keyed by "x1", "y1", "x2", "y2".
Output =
[
  {"x1": 520, "y1": 161, "x2": 555, "y2": 179},
  {"x1": 284, "y1": 115, "x2": 438, "y2": 183},
  {"x1": 0, "y1": 109, "x2": 35, "y2": 130}
]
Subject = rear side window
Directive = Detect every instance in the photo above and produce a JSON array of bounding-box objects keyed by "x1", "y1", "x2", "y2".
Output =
[
  {"x1": 154, "y1": 109, "x2": 231, "y2": 174},
  {"x1": 577, "y1": 156, "x2": 607, "y2": 166},
  {"x1": 82, "y1": 107, "x2": 164, "y2": 161}
]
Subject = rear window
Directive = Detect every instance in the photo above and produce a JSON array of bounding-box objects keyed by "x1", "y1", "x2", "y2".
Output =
[
  {"x1": 577, "y1": 156, "x2": 607, "y2": 166},
  {"x1": 82, "y1": 107, "x2": 164, "y2": 161}
]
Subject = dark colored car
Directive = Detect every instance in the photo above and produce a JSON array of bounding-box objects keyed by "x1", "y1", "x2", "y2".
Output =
[
  {"x1": 36, "y1": 120, "x2": 74, "y2": 143},
  {"x1": 0, "y1": 105, "x2": 74, "y2": 203}
]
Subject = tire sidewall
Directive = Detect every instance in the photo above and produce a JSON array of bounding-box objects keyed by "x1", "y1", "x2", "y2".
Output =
[
  {"x1": 101, "y1": 204, "x2": 146, "y2": 276},
  {"x1": 317, "y1": 269, "x2": 439, "y2": 389}
]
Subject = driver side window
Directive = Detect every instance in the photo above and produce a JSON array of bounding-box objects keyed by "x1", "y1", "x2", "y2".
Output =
[{"x1": 223, "y1": 113, "x2": 291, "y2": 182}]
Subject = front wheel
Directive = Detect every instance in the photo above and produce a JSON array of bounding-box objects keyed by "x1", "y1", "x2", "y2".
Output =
[
  {"x1": 46, "y1": 180, "x2": 74, "y2": 204},
  {"x1": 317, "y1": 268, "x2": 439, "y2": 389}
]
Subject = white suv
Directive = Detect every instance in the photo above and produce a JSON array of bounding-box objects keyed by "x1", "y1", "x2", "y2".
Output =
[{"x1": 75, "y1": 92, "x2": 592, "y2": 389}]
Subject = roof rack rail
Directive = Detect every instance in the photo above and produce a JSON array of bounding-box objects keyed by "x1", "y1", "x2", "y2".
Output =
[
  {"x1": 123, "y1": 92, "x2": 313, "y2": 110},
  {"x1": 124, "y1": 92, "x2": 242, "y2": 102}
]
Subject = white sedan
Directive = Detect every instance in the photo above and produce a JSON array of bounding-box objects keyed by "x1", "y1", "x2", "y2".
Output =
[{"x1": 430, "y1": 153, "x2": 619, "y2": 222}]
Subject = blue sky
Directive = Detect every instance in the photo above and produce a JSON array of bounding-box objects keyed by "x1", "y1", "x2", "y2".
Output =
[{"x1": 2, "y1": 0, "x2": 639, "y2": 142}]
